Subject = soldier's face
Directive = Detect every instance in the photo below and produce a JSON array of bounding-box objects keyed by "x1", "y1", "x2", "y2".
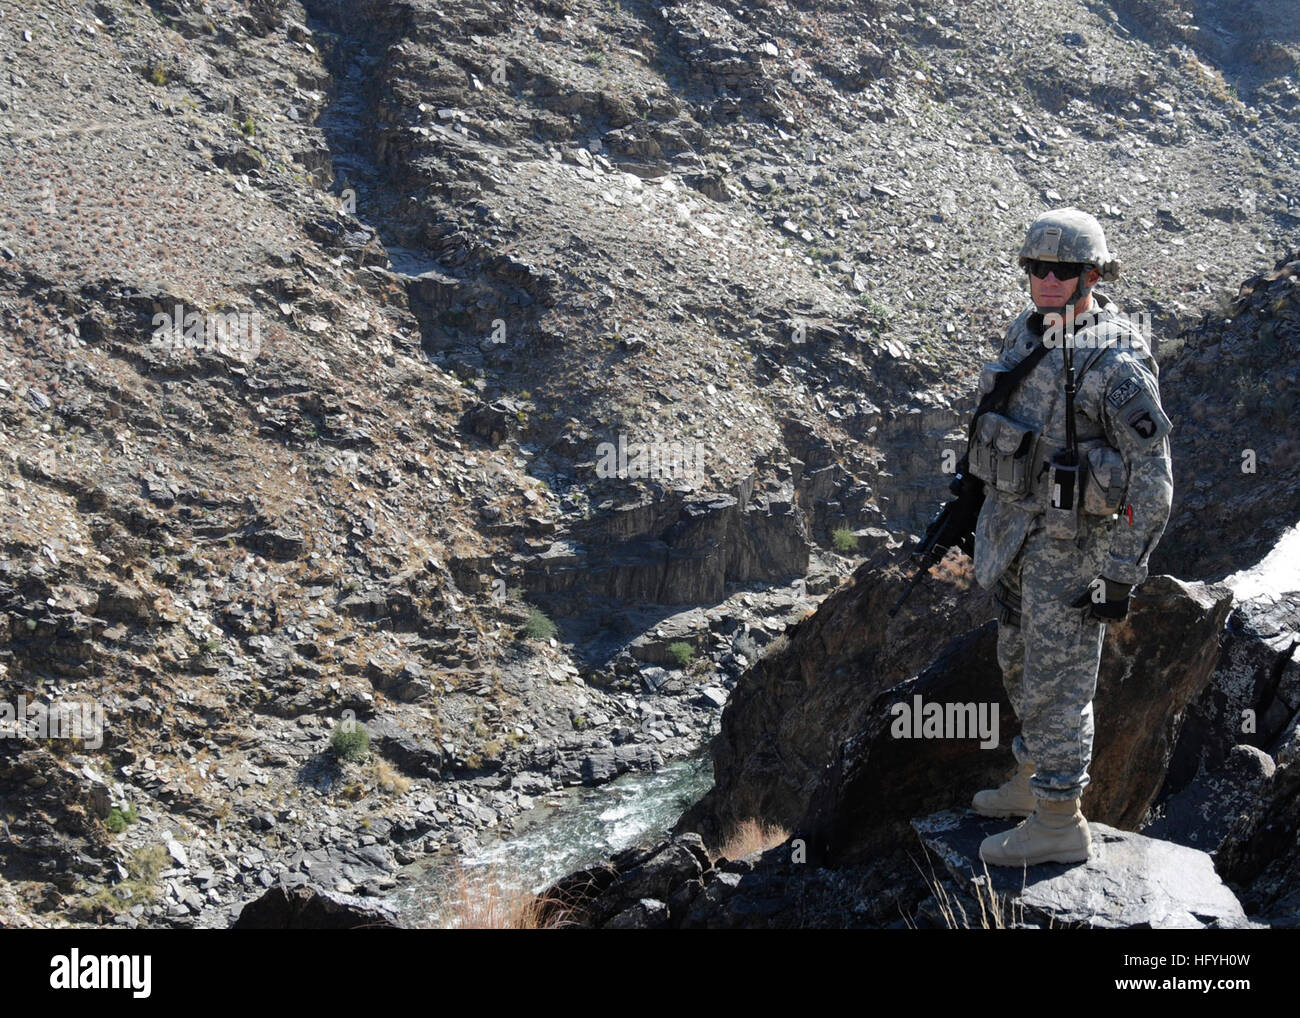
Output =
[{"x1": 1029, "y1": 264, "x2": 1101, "y2": 309}]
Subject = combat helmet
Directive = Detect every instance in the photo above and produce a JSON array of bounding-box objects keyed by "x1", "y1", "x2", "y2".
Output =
[{"x1": 1018, "y1": 207, "x2": 1120, "y2": 281}]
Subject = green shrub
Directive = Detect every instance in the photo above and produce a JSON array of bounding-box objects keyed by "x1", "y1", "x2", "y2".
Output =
[
  {"x1": 104, "y1": 803, "x2": 138, "y2": 834},
  {"x1": 330, "y1": 721, "x2": 370, "y2": 761},
  {"x1": 832, "y1": 524, "x2": 858, "y2": 553},
  {"x1": 522, "y1": 606, "x2": 557, "y2": 641},
  {"x1": 667, "y1": 641, "x2": 694, "y2": 668}
]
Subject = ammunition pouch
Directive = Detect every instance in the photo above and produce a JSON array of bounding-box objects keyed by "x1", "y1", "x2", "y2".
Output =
[
  {"x1": 1082, "y1": 442, "x2": 1129, "y2": 516},
  {"x1": 968, "y1": 412, "x2": 1038, "y2": 498}
]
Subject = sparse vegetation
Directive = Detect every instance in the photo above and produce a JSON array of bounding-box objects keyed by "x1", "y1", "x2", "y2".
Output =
[
  {"x1": 439, "y1": 863, "x2": 558, "y2": 929},
  {"x1": 1232, "y1": 369, "x2": 1270, "y2": 412},
  {"x1": 667, "y1": 641, "x2": 694, "y2": 668},
  {"x1": 521, "y1": 606, "x2": 557, "y2": 641},
  {"x1": 366, "y1": 757, "x2": 409, "y2": 796},
  {"x1": 762, "y1": 633, "x2": 790, "y2": 659},
  {"x1": 832, "y1": 524, "x2": 858, "y2": 553},
  {"x1": 718, "y1": 818, "x2": 790, "y2": 862},
  {"x1": 80, "y1": 843, "x2": 169, "y2": 915},
  {"x1": 906, "y1": 841, "x2": 1046, "y2": 930},
  {"x1": 733, "y1": 633, "x2": 760, "y2": 664},
  {"x1": 930, "y1": 549, "x2": 974, "y2": 589},
  {"x1": 330, "y1": 720, "x2": 370, "y2": 761},
  {"x1": 104, "y1": 803, "x2": 139, "y2": 834}
]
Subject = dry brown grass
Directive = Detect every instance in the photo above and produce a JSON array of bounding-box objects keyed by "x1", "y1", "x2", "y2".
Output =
[
  {"x1": 438, "y1": 863, "x2": 568, "y2": 929},
  {"x1": 929, "y1": 548, "x2": 974, "y2": 590},
  {"x1": 366, "y1": 757, "x2": 410, "y2": 797},
  {"x1": 717, "y1": 818, "x2": 791, "y2": 862},
  {"x1": 906, "y1": 836, "x2": 1045, "y2": 929}
]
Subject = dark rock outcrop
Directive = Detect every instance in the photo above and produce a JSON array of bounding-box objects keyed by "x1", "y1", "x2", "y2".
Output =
[
  {"x1": 676, "y1": 553, "x2": 994, "y2": 849},
  {"x1": 1143, "y1": 744, "x2": 1276, "y2": 852},
  {"x1": 1215, "y1": 760, "x2": 1300, "y2": 927},
  {"x1": 1145, "y1": 591, "x2": 1299, "y2": 856},
  {"x1": 232, "y1": 884, "x2": 399, "y2": 929},
  {"x1": 1154, "y1": 253, "x2": 1300, "y2": 582},
  {"x1": 1161, "y1": 594, "x2": 1300, "y2": 786},
  {"x1": 534, "y1": 831, "x2": 923, "y2": 929},
  {"x1": 682, "y1": 564, "x2": 1231, "y2": 862}
]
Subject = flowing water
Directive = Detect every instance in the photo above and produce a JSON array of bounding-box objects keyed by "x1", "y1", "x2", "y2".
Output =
[
  {"x1": 1222, "y1": 521, "x2": 1300, "y2": 600},
  {"x1": 391, "y1": 755, "x2": 714, "y2": 927}
]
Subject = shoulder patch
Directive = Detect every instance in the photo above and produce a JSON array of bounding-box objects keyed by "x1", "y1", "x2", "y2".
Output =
[
  {"x1": 1107, "y1": 376, "x2": 1143, "y2": 409},
  {"x1": 1126, "y1": 408, "x2": 1159, "y2": 440}
]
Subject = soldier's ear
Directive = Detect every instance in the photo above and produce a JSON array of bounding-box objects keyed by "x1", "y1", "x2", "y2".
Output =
[{"x1": 1087, "y1": 266, "x2": 1101, "y2": 285}]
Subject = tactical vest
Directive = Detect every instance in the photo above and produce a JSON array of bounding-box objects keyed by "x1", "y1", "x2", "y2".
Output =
[{"x1": 967, "y1": 294, "x2": 1149, "y2": 519}]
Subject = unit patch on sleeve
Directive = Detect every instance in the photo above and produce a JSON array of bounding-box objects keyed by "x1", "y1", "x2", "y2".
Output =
[
  {"x1": 1106, "y1": 376, "x2": 1143, "y2": 410},
  {"x1": 1127, "y1": 409, "x2": 1157, "y2": 439}
]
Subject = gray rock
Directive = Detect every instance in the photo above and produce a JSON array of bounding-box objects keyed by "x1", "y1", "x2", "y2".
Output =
[
  {"x1": 604, "y1": 898, "x2": 669, "y2": 929},
  {"x1": 232, "y1": 884, "x2": 400, "y2": 928},
  {"x1": 1142, "y1": 744, "x2": 1275, "y2": 851},
  {"x1": 166, "y1": 839, "x2": 189, "y2": 868},
  {"x1": 913, "y1": 809, "x2": 1249, "y2": 929}
]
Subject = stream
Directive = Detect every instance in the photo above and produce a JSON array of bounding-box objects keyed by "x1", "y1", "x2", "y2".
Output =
[
  {"x1": 390, "y1": 754, "x2": 715, "y2": 928},
  {"x1": 1222, "y1": 520, "x2": 1300, "y2": 600}
]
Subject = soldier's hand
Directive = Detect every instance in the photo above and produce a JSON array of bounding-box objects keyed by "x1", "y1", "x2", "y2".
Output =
[{"x1": 1070, "y1": 576, "x2": 1132, "y2": 622}]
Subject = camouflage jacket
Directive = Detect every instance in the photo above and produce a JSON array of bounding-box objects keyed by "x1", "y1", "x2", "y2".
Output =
[{"x1": 968, "y1": 291, "x2": 1174, "y2": 590}]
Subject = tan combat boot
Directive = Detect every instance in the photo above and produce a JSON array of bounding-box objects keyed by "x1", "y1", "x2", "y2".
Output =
[
  {"x1": 978, "y1": 797, "x2": 1091, "y2": 867},
  {"x1": 971, "y1": 759, "x2": 1037, "y2": 818}
]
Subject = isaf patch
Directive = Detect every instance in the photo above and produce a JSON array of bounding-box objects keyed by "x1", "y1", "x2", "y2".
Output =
[{"x1": 1107, "y1": 376, "x2": 1143, "y2": 409}]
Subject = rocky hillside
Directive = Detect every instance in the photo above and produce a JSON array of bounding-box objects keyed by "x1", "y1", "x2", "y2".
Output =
[{"x1": 0, "y1": 0, "x2": 1296, "y2": 928}]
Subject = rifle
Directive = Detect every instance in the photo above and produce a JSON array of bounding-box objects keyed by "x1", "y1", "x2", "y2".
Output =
[
  {"x1": 887, "y1": 462, "x2": 984, "y2": 617},
  {"x1": 887, "y1": 326, "x2": 1053, "y2": 618}
]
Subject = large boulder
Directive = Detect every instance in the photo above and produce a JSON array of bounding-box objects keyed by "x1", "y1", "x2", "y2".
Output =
[
  {"x1": 1158, "y1": 593, "x2": 1300, "y2": 794},
  {"x1": 676, "y1": 553, "x2": 994, "y2": 850},
  {"x1": 681, "y1": 558, "x2": 1231, "y2": 863},
  {"x1": 1214, "y1": 759, "x2": 1300, "y2": 927},
  {"x1": 232, "y1": 885, "x2": 399, "y2": 929},
  {"x1": 1143, "y1": 591, "x2": 1299, "y2": 855},
  {"x1": 912, "y1": 810, "x2": 1250, "y2": 929},
  {"x1": 535, "y1": 833, "x2": 712, "y2": 928}
]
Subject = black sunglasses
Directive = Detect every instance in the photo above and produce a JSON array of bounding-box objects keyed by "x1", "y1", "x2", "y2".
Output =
[{"x1": 1025, "y1": 259, "x2": 1089, "y2": 280}]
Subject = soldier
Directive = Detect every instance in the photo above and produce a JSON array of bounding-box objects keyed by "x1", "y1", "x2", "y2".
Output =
[{"x1": 964, "y1": 208, "x2": 1173, "y2": 866}]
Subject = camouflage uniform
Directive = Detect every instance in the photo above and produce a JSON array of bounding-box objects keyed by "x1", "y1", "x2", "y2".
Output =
[{"x1": 970, "y1": 293, "x2": 1174, "y2": 801}]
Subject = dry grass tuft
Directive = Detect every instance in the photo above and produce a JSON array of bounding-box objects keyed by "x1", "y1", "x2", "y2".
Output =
[
  {"x1": 929, "y1": 548, "x2": 974, "y2": 589},
  {"x1": 366, "y1": 757, "x2": 410, "y2": 797},
  {"x1": 717, "y1": 817, "x2": 791, "y2": 862},
  {"x1": 438, "y1": 863, "x2": 572, "y2": 929},
  {"x1": 905, "y1": 835, "x2": 1047, "y2": 929}
]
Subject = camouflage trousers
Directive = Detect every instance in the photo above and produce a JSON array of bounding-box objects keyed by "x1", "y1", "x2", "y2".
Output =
[{"x1": 991, "y1": 513, "x2": 1109, "y2": 802}]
